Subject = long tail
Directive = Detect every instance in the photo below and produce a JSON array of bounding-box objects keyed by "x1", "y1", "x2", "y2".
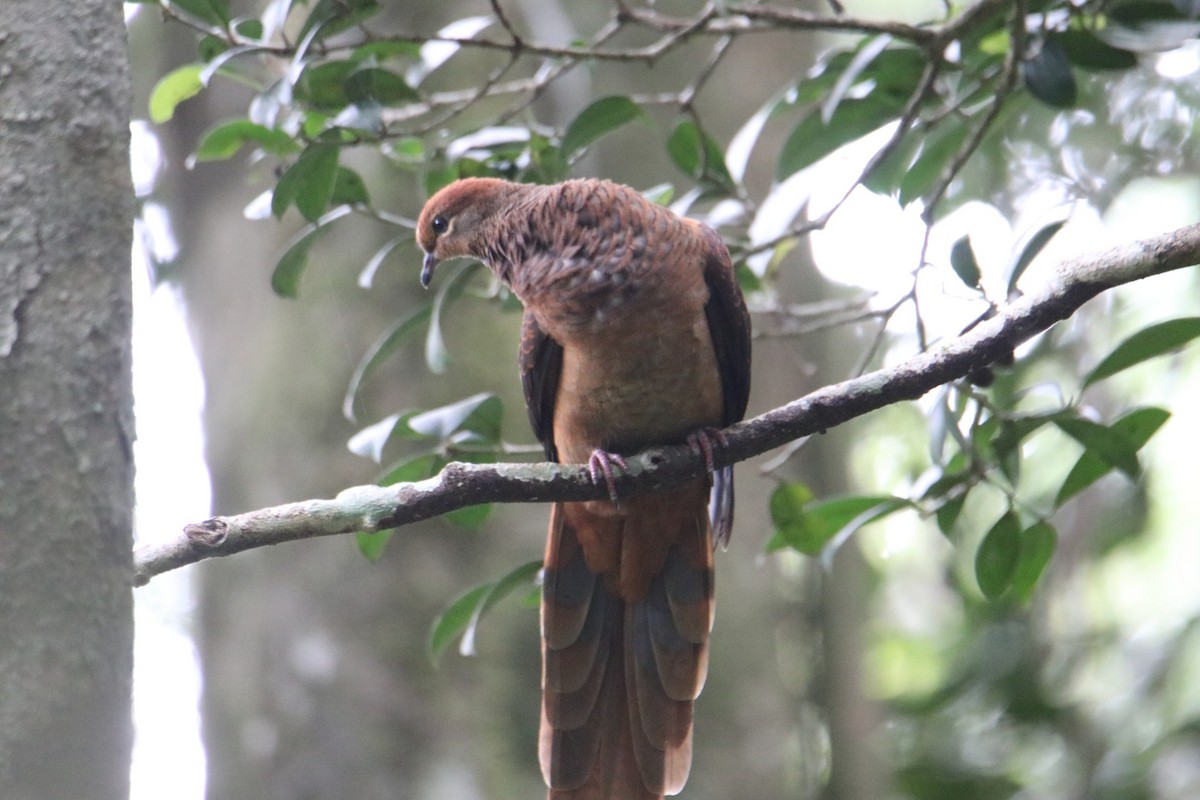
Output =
[{"x1": 540, "y1": 500, "x2": 713, "y2": 799}]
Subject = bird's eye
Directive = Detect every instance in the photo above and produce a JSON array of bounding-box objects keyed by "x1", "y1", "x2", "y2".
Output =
[{"x1": 431, "y1": 215, "x2": 449, "y2": 235}]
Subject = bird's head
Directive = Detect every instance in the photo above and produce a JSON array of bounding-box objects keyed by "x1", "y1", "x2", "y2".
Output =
[{"x1": 416, "y1": 177, "x2": 517, "y2": 288}]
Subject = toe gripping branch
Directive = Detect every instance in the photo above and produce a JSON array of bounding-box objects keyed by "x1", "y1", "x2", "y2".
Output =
[
  {"x1": 587, "y1": 428, "x2": 728, "y2": 506},
  {"x1": 587, "y1": 449, "x2": 629, "y2": 505},
  {"x1": 686, "y1": 427, "x2": 728, "y2": 474}
]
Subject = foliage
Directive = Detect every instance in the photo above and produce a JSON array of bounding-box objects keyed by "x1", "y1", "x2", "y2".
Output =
[{"x1": 141, "y1": 0, "x2": 1200, "y2": 797}]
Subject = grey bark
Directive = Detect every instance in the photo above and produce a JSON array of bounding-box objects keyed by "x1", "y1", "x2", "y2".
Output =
[{"x1": 0, "y1": 3, "x2": 135, "y2": 800}]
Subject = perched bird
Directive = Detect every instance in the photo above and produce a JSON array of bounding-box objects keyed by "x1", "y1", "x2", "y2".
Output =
[{"x1": 417, "y1": 177, "x2": 751, "y2": 799}]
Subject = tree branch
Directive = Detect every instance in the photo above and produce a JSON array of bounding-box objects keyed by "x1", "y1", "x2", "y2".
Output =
[{"x1": 132, "y1": 223, "x2": 1200, "y2": 586}]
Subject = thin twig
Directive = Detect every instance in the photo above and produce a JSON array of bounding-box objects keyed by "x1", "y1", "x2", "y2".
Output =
[{"x1": 489, "y1": 0, "x2": 524, "y2": 48}]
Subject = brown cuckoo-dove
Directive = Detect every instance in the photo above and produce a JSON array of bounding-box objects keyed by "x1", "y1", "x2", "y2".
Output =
[{"x1": 417, "y1": 177, "x2": 751, "y2": 799}]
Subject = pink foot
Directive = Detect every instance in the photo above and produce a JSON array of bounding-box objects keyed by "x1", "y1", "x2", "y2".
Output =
[
  {"x1": 587, "y1": 449, "x2": 628, "y2": 504},
  {"x1": 686, "y1": 427, "x2": 729, "y2": 473}
]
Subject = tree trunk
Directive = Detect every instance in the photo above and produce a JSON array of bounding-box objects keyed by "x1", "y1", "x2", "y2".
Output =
[{"x1": 0, "y1": 3, "x2": 134, "y2": 799}]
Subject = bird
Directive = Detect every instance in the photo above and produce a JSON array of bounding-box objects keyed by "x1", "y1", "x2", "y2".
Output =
[{"x1": 417, "y1": 177, "x2": 751, "y2": 799}]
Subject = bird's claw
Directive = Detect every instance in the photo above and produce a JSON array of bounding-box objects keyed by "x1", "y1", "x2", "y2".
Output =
[
  {"x1": 587, "y1": 449, "x2": 628, "y2": 505},
  {"x1": 686, "y1": 427, "x2": 728, "y2": 474}
]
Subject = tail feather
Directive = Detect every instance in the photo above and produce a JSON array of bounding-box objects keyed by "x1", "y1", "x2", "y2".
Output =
[
  {"x1": 542, "y1": 516, "x2": 597, "y2": 652},
  {"x1": 541, "y1": 496, "x2": 714, "y2": 799},
  {"x1": 627, "y1": 597, "x2": 695, "y2": 793},
  {"x1": 710, "y1": 465, "x2": 735, "y2": 549},
  {"x1": 642, "y1": 574, "x2": 709, "y2": 702}
]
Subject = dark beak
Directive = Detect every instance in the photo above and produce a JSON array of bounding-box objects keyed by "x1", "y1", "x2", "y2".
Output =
[{"x1": 420, "y1": 252, "x2": 439, "y2": 288}]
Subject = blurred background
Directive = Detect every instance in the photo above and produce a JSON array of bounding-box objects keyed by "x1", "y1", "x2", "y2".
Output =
[{"x1": 125, "y1": 1, "x2": 1200, "y2": 799}]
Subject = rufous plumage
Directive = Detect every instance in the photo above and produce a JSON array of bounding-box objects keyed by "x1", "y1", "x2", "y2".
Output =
[{"x1": 418, "y1": 177, "x2": 751, "y2": 799}]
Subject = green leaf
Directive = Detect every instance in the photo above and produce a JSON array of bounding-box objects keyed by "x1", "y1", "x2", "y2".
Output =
[
  {"x1": 818, "y1": 496, "x2": 912, "y2": 561},
  {"x1": 428, "y1": 560, "x2": 542, "y2": 664},
  {"x1": 194, "y1": 119, "x2": 298, "y2": 161},
  {"x1": 1010, "y1": 521, "x2": 1056, "y2": 600},
  {"x1": 272, "y1": 144, "x2": 340, "y2": 221},
  {"x1": 666, "y1": 121, "x2": 701, "y2": 175},
  {"x1": 813, "y1": 44, "x2": 927, "y2": 117},
  {"x1": 356, "y1": 529, "x2": 395, "y2": 562},
  {"x1": 1056, "y1": 407, "x2": 1170, "y2": 505},
  {"x1": 766, "y1": 482, "x2": 814, "y2": 552},
  {"x1": 820, "y1": 34, "x2": 896, "y2": 122},
  {"x1": 301, "y1": 111, "x2": 331, "y2": 139},
  {"x1": 270, "y1": 206, "x2": 350, "y2": 296},
  {"x1": 297, "y1": 0, "x2": 380, "y2": 43},
  {"x1": 294, "y1": 61, "x2": 356, "y2": 111},
  {"x1": 768, "y1": 487, "x2": 909, "y2": 555},
  {"x1": 445, "y1": 503, "x2": 493, "y2": 529},
  {"x1": 378, "y1": 452, "x2": 441, "y2": 484},
  {"x1": 975, "y1": 511, "x2": 1021, "y2": 600},
  {"x1": 343, "y1": 303, "x2": 430, "y2": 420},
  {"x1": 344, "y1": 66, "x2": 419, "y2": 106},
  {"x1": 777, "y1": 95, "x2": 906, "y2": 180},
  {"x1": 861, "y1": 126, "x2": 922, "y2": 195},
  {"x1": 1054, "y1": 29, "x2": 1138, "y2": 70},
  {"x1": 387, "y1": 136, "x2": 426, "y2": 164},
  {"x1": 1054, "y1": 416, "x2": 1141, "y2": 477},
  {"x1": 977, "y1": 28, "x2": 1011, "y2": 57},
  {"x1": 523, "y1": 133, "x2": 568, "y2": 183},
  {"x1": 667, "y1": 121, "x2": 734, "y2": 191},
  {"x1": 407, "y1": 393, "x2": 504, "y2": 441},
  {"x1": 428, "y1": 584, "x2": 491, "y2": 665},
  {"x1": 199, "y1": 44, "x2": 268, "y2": 86},
  {"x1": 234, "y1": 17, "x2": 264, "y2": 40},
  {"x1": 198, "y1": 35, "x2": 228, "y2": 62},
  {"x1": 969, "y1": 413, "x2": 1002, "y2": 462},
  {"x1": 935, "y1": 493, "x2": 967, "y2": 536},
  {"x1": 561, "y1": 96, "x2": 644, "y2": 157},
  {"x1": 271, "y1": 229, "x2": 321, "y2": 298},
  {"x1": 1006, "y1": 219, "x2": 1065, "y2": 296},
  {"x1": 464, "y1": 560, "x2": 542, "y2": 645},
  {"x1": 149, "y1": 64, "x2": 205, "y2": 124},
  {"x1": 949, "y1": 235, "x2": 982, "y2": 290},
  {"x1": 990, "y1": 411, "x2": 1063, "y2": 485},
  {"x1": 1024, "y1": 36, "x2": 1078, "y2": 108},
  {"x1": 897, "y1": 122, "x2": 967, "y2": 206},
  {"x1": 167, "y1": 0, "x2": 231, "y2": 25},
  {"x1": 1083, "y1": 317, "x2": 1200, "y2": 388},
  {"x1": 330, "y1": 166, "x2": 370, "y2": 207}
]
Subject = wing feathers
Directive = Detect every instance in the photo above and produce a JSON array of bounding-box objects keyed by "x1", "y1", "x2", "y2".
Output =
[
  {"x1": 519, "y1": 310, "x2": 563, "y2": 462},
  {"x1": 697, "y1": 222, "x2": 751, "y2": 547}
]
